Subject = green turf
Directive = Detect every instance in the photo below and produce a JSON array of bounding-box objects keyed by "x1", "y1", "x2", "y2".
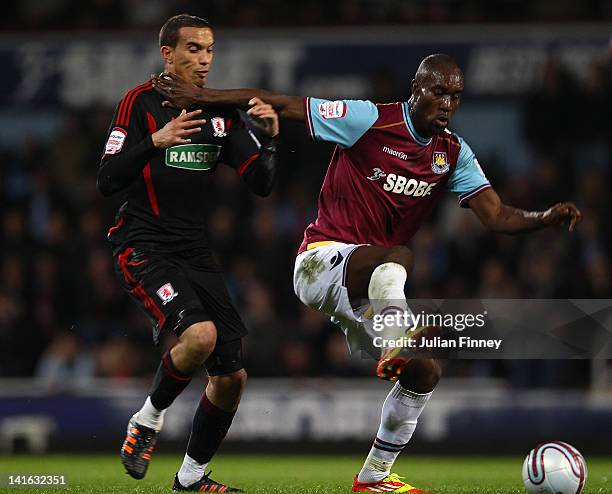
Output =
[{"x1": 0, "y1": 454, "x2": 609, "y2": 493}]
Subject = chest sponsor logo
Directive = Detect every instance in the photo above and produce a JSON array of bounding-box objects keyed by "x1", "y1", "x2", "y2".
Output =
[
  {"x1": 382, "y1": 146, "x2": 408, "y2": 161},
  {"x1": 367, "y1": 167, "x2": 387, "y2": 181},
  {"x1": 383, "y1": 173, "x2": 437, "y2": 197},
  {"x1": 211, "y1": 117, "x2": 227, "y2": 137},
  {"x1": 156, "y1": 283, "x2": 178, "y2": 305},
  {"x1": 318, "y1": 100, "x2": 347, "y2": 119},
  {"x1": 431, "y1": 151, "x2": 450, "y2": 174},
  {"x1": 165, "y1": 144, "x2": 222, "y2": 171},
  {"x1": 104, "y1": 127, "x2": 127, "y2": 155}
]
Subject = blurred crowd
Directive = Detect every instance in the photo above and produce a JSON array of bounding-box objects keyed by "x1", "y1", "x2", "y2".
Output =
[
  {"x1": 5, "y1": 0, "x2": 612, "y2": 31},
  {"x1": 0, "y1": 54, "x2": 610, "y2": 389}
]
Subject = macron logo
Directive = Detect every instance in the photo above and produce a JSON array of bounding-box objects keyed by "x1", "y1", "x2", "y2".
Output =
[{"x1": 383, "y1": 146, "x2": 408, "y2": 161}]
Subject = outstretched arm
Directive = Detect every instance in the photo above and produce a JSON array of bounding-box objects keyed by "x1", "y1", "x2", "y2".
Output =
[
  {"x1": 151, "y1": 73, "x2": 304, "y2": 120},
  {"x1": 468, "y1": 188, "x2": 582, "y2": 234}
]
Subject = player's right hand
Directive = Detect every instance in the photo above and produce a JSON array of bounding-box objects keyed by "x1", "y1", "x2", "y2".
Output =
[{"x1": 151, "y1": 109, "x2": 206, "y2": 149}]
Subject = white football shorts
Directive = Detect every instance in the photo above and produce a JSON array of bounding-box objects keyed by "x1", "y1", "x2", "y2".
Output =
[{"x1": 293, "y1": 241, "x2": 375, "y2": 353}]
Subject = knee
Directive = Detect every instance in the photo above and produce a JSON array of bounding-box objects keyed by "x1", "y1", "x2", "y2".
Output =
[
  {"x1": 182, "y1": 321, "x2": 217, "y2": 358},
  {"x1": 399, "y1": 358, "x2": 441, "y2": 393},
  {"x1": 209, "y1": 369, "x2": 248, "y2": 395},
  {"x1": 381, "y1": 246, "x2": 413, "y2": 274}
]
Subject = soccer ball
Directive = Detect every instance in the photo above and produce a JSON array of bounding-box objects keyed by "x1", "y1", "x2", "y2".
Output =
[{"x1": 522, "y1": 441, "x2": 587, "y2": 494}]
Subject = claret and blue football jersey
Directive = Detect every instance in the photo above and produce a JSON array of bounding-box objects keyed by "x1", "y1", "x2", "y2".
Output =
[{"x1": 298, "y1": 97, "x2": 491, "y2": 253}]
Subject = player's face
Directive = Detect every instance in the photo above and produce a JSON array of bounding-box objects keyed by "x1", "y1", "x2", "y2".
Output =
[
  {"x1": 410, "y1": 68, "x2": 463, "y2": 137},
  {"x1": 164, "y1": 27, "x2": 215, "y2": 86}
]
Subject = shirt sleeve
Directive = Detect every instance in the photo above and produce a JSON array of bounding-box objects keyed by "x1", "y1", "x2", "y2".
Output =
[
  {"x1": 447, "y1": 136, "x2": 491, "y2": 207},
  {"x1": 304, "y1": 97, "x2": 379, "y2": 148},
  {"x1": 97, "y1": 92, "x2": 157, "y2": 197},
  {"x1": 221, "y1": 109, "x2": 279, "y2": 196},
  {"x1": 221, "y1": 109, "x2": 262, "y2": 176}
]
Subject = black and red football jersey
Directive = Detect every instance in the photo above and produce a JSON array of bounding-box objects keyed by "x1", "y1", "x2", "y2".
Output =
[{"x1": 100, "y1": 81, "x2": 265, "y2": 253}]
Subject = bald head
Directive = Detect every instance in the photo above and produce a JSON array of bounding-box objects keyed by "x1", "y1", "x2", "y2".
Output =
[
  {"x1": 409, "y1": 53, "x2": 464, "y2": 138},
  {"x1": 415, "y1": 53, "x2": 462, "y2": 84}
]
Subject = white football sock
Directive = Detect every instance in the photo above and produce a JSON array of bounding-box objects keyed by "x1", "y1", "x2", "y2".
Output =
[
  {"x1": 368, "y1": 263, "x2": 411, "y2": 347},
  {"x1": 178, "y1": 453, "x2": 208, "y2": 487},
  {"x1": 358, "y1": 382, "x2": 432, "y2": 482},
  {"x1": 135, "y1": 396, "x2": 166, "y2": 431}
]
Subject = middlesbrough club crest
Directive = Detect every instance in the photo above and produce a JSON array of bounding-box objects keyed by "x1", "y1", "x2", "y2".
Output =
[
  {"x1": 156, "y1": 283, "x2": 178, "y2": 305},
  {"x1": 211, "y1": 117, "x2": 227, "y2": 137},
  {"x1": 431, "y1": 151, "x2": 450, "y2": 174}
]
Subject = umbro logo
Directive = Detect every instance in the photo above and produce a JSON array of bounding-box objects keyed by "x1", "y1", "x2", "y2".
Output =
[{"x1": 329, "y1": 252, "x2": 344, "y2": 270}]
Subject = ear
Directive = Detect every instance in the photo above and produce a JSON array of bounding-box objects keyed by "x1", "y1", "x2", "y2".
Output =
[
  {"x1": 410, "y1": 78, "x2": 418, "y2": 96},
  {"x1": 160, "y1": 45, "x2": 173, "y2": 65}
]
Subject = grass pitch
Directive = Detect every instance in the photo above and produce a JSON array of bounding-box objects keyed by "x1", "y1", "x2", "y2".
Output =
[{"x1": 0, "y1": 454, "x2": 610, "y2": 493}]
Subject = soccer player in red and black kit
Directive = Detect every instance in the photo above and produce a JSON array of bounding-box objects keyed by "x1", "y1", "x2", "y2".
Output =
[
  {"x1": 98, "y1": 15, "x2": 279, "y2": 492},
  {"x1": 153, "y1": 54, "x2": 582, "y2": 492}
]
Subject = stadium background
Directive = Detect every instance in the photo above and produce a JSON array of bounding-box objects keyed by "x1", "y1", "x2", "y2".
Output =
[{"x1": 0, "y1": 0, "x2": 611, "y2": 462}]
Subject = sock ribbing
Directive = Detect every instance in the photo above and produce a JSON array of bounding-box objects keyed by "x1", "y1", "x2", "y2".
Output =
[{"x1": 390, "y1": 381, "x2": 432, "y2": 404}]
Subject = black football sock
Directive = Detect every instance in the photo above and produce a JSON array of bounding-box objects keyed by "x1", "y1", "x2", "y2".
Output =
[
  {"x1": 186, "y1": 392, "x2": 236, "y2": 465},
  {"x1": 149, "y1": 350, "x2": 193, "y2": 410}
]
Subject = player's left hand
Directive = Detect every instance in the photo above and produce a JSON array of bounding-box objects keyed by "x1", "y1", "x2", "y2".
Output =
[
  {"x1": 246, "y1": 97, "x2": 279, "y2": 138},
  {"x1": 542, "y1": 202, "x2": 583, "y2": 232}
]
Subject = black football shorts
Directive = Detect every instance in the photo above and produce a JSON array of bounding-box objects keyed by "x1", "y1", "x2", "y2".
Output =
[{"x1": 113, "y1": 245, "x2": 246, "y2": 376}]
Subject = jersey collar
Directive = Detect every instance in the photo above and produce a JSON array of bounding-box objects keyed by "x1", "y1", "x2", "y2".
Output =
[{"x1": 402, "y1": 101, "x2": 432, "y2": 146}]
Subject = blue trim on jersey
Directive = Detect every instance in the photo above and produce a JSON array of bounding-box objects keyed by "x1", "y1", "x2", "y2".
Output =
[
  {"x1": 402, "y1": 102, "x2": 431, "y2": 146},
  {"x1": 447, "y1": 136, "x2": 490, "y2": 204},
  {"x1": 308, "y1": 98, "x2": 378, "y2": 148}
]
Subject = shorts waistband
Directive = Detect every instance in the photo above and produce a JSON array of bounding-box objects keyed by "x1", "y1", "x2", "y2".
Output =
[{"x1": 306, "y1": 241, "x2": 338, "y2": 250}]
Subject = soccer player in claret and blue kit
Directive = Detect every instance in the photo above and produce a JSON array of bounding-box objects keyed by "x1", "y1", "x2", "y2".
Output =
[
  {"x1": 153, "y1": 54, "x2": 582, "y2": 492},
  {"x1": 98, "y1": 14, "x2": 280, "y2": 493}
]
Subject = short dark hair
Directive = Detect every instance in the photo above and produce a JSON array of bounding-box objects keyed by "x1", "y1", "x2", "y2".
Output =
[{"x1": 159, "y1": 14, "x2": 212, "y2": 48}]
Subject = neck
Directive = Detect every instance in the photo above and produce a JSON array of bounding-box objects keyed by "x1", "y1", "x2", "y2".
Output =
[{"x1": 407, "y1": 99, "x2": 432, "y2": 139}]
